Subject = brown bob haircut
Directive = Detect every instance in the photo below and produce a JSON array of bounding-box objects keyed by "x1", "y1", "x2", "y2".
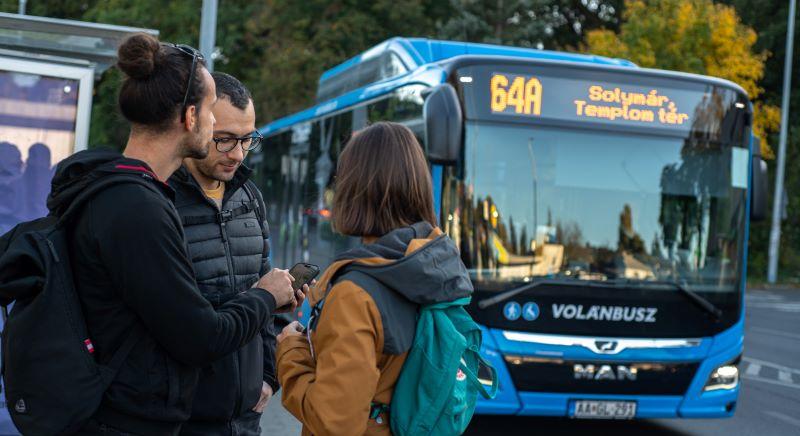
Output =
[{"x1": 333, "y1": 122, "x2": 437, "y2": 237}]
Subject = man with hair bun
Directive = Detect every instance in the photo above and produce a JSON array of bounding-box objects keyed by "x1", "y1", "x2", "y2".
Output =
[
  {"x1": 43, "y1": 33, "x2": 305, "y2": 434},
  {"x1": 169, "y1": 72, "x2": 279, "y2": 436}
]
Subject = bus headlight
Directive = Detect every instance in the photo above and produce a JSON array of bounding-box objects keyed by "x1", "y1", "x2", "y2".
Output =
[{"x1": 704, "y1": 363, "x2": 739, "y2": 391}]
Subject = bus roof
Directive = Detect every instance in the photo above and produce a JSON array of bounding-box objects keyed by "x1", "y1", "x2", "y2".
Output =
[
  {"x1": 261, "y1": 37, "x2": 639, "y2": 135},
  {"x1": 319, "y1": 37, "x2": 635, "y2": 85}
]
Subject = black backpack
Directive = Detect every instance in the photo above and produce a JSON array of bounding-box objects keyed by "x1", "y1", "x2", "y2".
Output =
[{"x1": 0, "y1": 175, "x2": 152, "y2": 434}]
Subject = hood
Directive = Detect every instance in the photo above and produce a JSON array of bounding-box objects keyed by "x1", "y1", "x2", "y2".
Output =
[
  {"x1": 47, "y1": 149, "x2": 172, "y2": 220},
  {"x1": 313, "y1": 222, "x2": 473, "y2": 305}
]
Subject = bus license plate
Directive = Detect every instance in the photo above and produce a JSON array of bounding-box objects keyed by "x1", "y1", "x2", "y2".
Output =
[{"x1": 573, "y1": 401, "x2": 636, "y2": 419}]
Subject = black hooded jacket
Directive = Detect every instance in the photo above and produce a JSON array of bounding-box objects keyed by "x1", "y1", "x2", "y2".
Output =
[{"x1": 49, "y1": 150, "x2": 276, "y2": 435}]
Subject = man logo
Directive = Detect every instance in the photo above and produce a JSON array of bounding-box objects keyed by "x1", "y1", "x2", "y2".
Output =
[
  {"x1": 595, "y1": 340, "x2": 619, "y2": 353},
  {"x1": 573, "y1": 364, "x2": 638, "y2": 381}
]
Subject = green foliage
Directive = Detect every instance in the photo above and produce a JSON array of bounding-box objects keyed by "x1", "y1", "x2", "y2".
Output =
[
  {"x1": 439, "y1": 0, "x2": 623, "y2": 49},
  {"x1": 245, "y1": 0, "x2": 444, "y2": 122},
  {"x1": 583, "y1": 0, "x2": 780, "y2": 157},
  {"x1": 720, "y1": 0, "x2": 799, "y2": 282}
]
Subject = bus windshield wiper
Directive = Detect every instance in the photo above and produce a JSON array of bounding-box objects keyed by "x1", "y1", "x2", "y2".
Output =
[
  {"x1": 476, "y1": 278, "x2": 618, "y2": 309},
  {"x1": 655, "y1": 280, "x2": 723, "y2": 320},
  {"x1": 477, "y1": 278, "x2": 724, "y2": 321}
]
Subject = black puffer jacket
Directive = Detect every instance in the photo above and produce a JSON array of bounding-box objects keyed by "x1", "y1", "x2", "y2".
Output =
[{"x1": 168, "y1": 165, "x2": 278, "y2": 424}]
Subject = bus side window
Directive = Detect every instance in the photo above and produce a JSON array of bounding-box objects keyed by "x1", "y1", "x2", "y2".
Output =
[
  {"x1": 301, "y1": 112, "x2": 358, "y2": 269},
  {"x1": 251, "y1": 131, "x2": 291, "y2": 268}
]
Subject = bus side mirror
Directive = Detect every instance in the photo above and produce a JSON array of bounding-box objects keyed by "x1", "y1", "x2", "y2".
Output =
[
  {"x1": 423, "y1": 84, "x2": 462, "y2": 164},
  {"x1": 750, "y1": 144, "x2": 768, "y2": 222}
]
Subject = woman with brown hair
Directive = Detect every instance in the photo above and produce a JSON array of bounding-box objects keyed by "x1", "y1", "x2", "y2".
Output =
[{"x1": 276, "y1": 122, "x2": 473, "y2": 435}]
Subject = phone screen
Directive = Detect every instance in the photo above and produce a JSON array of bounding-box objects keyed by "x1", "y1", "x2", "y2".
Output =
[{"x1": 289, "y1": 263, "x2": 320, "y2": 291}]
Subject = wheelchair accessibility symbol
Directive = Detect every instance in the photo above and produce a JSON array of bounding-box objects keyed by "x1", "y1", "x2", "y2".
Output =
[
  {"x1": 503, "y1": 302, "x2": 521, "y2": 321},
  {"x1": 522, "y1": 302, "x2": 540, "y2": 321}
]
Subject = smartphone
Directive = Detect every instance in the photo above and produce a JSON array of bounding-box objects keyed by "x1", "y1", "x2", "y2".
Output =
[{"x1": 289, "y1": 263, "x2": 320, "y2": 291}]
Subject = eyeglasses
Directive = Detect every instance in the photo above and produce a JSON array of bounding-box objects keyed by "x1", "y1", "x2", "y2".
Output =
[
  {"x1": 167, "y1": 43, "x2": 205, "y2": 122},
  {"x1": 212, "y1": 131, "x2": 264, "y2": 153}
]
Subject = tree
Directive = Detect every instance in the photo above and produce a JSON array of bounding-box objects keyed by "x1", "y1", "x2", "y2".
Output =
[
  {"x1": 439, "y1": 0, "x2": 624, "y2": 49},
  {"x1": 246, "y1": 0, "x2": 445, "y2": 123},
  {"x1": 0, "y1": 0, "x2": 448, "y2": 147},
  {"x1": 583, "y1": 0, "x2": 780, "y2": 157},
  {"x1": 720, "y1": 1, "x2": 800, "y2": 281}
]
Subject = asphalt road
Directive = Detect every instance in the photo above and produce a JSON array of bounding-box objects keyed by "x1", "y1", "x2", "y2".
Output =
[{"x1": 262, "y1": 288, "x2": 800, "y2": 436}]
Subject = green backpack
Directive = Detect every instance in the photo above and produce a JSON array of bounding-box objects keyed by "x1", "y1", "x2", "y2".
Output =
[{"x1": 382, "y1": 297, "x2": 498, "y2": 436}]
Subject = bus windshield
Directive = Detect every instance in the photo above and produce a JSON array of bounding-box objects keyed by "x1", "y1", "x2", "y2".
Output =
[{"x1": 443, "y1": 121, "x2": 749, "y2": 293}]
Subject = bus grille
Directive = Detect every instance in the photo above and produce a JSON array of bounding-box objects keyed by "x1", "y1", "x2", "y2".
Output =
[{"x1": 504, "y1": 356, "x2": 699, "y2": 395}]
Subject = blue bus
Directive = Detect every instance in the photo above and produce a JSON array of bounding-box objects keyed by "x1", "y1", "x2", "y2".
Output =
[{"x1": 253, "y1": 37, "x2": 768, "y2": 420}]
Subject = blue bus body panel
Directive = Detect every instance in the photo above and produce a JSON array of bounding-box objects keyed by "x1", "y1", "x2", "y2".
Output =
[
  {"x1": 318, "y1": 37, "x2": 635, "y2": 85},
  {"x1": 263, "y1": 37, "x2": 638, "y2": 136},
  {"x1": 261, "y1": 66, "x2": 446, "y2": 136},
  {"x1": 475, "y1": 320, "x2": 743, "y2": 418}
]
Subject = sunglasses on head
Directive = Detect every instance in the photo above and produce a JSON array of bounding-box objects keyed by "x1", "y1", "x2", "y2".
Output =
[{"x1": 165, "y1": 43, "x2": 205, "y2": 122}]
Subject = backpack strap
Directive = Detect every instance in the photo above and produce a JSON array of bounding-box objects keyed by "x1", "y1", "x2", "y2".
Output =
[
  {"x1": 459, "y1": 346, "x2": 498, "y2": 400},
  {"x1": 241, "y1": 181, "x2": 268, "y2": 236},
  {"x1": 179, "y1": 181, "x2": 263, "y2": 228},
  {"x1": 179, "y1": 200, "x2": 258, "y2": 227},
  {"x1": 241, "y1": 181, "x2": 271, "y2": 272},
  {"x1": 305, "y1": 265, "x2": 355, "y2": 358}
]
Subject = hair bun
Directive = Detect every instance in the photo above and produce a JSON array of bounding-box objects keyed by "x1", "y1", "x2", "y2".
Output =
[{"x1": 117, "y1": 33, "x2": 162, "y2": 80}]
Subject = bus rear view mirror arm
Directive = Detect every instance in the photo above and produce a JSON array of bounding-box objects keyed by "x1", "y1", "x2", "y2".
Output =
[
  {"x1": 423, "y1": 84, "x2": 462, "y2": 164},
  {"x1": 750, "y1": 137, "x2": 769, "y2": 222}
]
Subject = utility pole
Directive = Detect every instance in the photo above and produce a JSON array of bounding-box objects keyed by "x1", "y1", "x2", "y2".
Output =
[
  {"x1": 199, "y1": 0, "x2": 218, "y2": 72},
  {"x1": 767, "y1": 0, "x2": 796, "y2": 284},
  {"x1": 18, "y1": 0, "x2": 26, "y2": 15}
]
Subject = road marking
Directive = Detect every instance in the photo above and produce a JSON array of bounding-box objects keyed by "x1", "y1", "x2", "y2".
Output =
[
  {"x1": 763, "y1": 411, "x2": 800, "y2": 428},
  {"x1": 743, "y1": 374, "x2": 800, "y2": 390},
  {"x1": 742, "y1": 357, "x2": 800, "y2": 390},
  {"x1": 746, "y1": 302, "x2": 800, "y2": 312},
  {"x1": 748, "y1": 326, "x2": 800, "y2": 341},
  {"x1": 746, "y1": 291, "x2": 800, "y2": 312},
  {"x1": 743, "y1": 357, "x2": 800, "y2": 375},
  {"x1": 745, "y1": 362, "x2": 762, "y2": 377}
]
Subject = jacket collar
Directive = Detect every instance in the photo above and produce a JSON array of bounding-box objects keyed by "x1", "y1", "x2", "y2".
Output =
[{"x1": 170, "y1": 163, "x2": 252, "y2": 203}]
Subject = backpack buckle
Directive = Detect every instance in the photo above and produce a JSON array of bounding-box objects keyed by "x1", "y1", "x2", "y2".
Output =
[{"x1": 217, "y1": 210, "x2": 233, "y2": 223}]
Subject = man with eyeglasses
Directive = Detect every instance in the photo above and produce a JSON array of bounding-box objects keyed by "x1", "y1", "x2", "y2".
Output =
[{"x1": 168, "y1": 72, "x2": 276, "y2": 436}]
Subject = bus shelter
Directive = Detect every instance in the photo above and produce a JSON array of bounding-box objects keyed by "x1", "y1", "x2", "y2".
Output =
[
  {"x1": 0, "y1": 12, "x2": 157, "y2": 232},
  {"x1": 0, "y1": 13, "x2": 157, "y2": 433}
]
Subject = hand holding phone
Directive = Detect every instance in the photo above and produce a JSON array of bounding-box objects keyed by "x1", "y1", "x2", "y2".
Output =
[
  {"x1": 274, "y1": 263, "x2": 319, "y2": 312},
  {"x1": 289, "y1": 263, "x2": 320, "y2": 291},
  {"x1": 254, "y1": 269, "x2": 294, "y2": 309}
]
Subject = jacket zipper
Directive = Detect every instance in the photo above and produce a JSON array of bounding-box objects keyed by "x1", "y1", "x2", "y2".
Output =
[
  {"x1": 187, "y1": 174, "x2": 244, "y2": 416},
  {"x1": 219, "y1": 221, "x2": 236, "y2": 293}
]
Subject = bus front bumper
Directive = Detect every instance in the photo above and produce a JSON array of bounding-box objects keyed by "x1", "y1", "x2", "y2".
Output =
[{"x1": 475, "y1": 326, "x2": 742, "y2": 419}]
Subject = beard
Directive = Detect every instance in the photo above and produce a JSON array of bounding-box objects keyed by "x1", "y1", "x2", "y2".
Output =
[
  {"x1": 196, "y1": 157, "x2": 239, "y2": 183},
  {"x1": 181, "y1": 122, "x2": 211, "y2": 159}
]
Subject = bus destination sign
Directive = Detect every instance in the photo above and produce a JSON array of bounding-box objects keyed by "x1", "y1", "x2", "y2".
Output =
[{"x1": 488, "y1": 72, "x2": 695, "y2": 130}]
